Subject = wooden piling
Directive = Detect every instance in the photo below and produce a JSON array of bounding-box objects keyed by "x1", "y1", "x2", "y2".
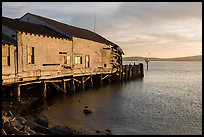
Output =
[
  {"x1": 139, "y1": 63, "x2": 144, "y2": 78},
  {"x1": 132, "y1": 64, "x2": 139, "y2": 78},
  {"x1": 63, "y1": 81, "x2": 67, "y2": 94},
  {"x1": 128, "y1": 64, "x2": 132, "y2": 79},
  {"x1": 40, "y1": 82, "x2": 47, "y2": 98},
  {"x1": 108, "y1": 74, "x2": 111, "y2": 83},
  {"x1": 124, "y1": 65, "x2": 128, "y2": 81},
  {"x1": 90, "y1": 76, "x2": 93, "y2": 88},
  {"x1": 16, "y1": 85, "x2": 20, "y2": 101},
  {"x1": 121, "y1": 65, "x2": 124, "y2": 82},
  {"x1": 100, "y1": 74, "x2": 103, "y2": 87},
  {"x1": 70, "y1": 78, "x2": 75, "y2": 92},
  {"x1": 81, "y1": 77, "x2": 86, "y2": 90}
]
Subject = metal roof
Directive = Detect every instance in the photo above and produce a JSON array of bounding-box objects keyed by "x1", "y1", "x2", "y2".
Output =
[
  {"x1": 22, "y1": 13, "x2": 119, "y2": 48},
  {"x1": 2, "y1": 33, "x2": 17, "y2": 45},
  {"x1": 2, "y1": 16, "x2": 70, "y2": 40}
]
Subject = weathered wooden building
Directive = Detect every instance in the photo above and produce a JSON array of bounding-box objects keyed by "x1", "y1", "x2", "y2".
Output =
[
  {"x1": 2, "y1": 33, "x2": 17, "y2": 83},
  {"x1": 2, "y1": 16, "x2": 72, "y2": 84},
  {"x1": 20, "y1": 13, "x2": 124, "y2": 74},
  {"x1": 2, "y1": 14, "x2": 124, "y2": 98}
]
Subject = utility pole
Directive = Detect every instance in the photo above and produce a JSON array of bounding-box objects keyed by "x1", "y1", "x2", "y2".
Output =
[
  {"x1": 93, "y1": 11, "x2": 96, "y2": 32},
  {"x1": 145, "y1": 53, "x2": 150, "y2": 70}
]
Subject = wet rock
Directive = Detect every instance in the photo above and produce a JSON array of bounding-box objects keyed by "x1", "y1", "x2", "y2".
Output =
[
  {"x1": 10, "y1": 118, "x2": 23, "y2": 130},
  {"x1": 83, "y1": 108, "x2": 93, "y2": 115},
  {"x1": 2, "y1": 129, "x2": 7, "y2": 135},
  {"x1": 34, "y1": 115, "x2": 49, "y2": 127},
  {"x1": 2, "y1": 116, "x2": 9, "y2": 124},
  {"x1": 2, "y1": 122, "x2": 13, "y2": 134},
  {"x1": 96, "y1": 130, "x2": 100, "y2": 134},
  {"x1": 2, "y1": 111, "x2": 7, "y2": 117},
  {"x1": 35, "y1": 132, "x2": 45, "y2": 135},
  {"x1": 24, "y1": 125, "x2": 31, "y2": 133},
  {"x1": 11, "y1": 126, "x2": 19, "y2": 134},
  {"x1": 17, "y1": 131, "x2": 30, "y2": 135},
  {"x1": 8, "y1": 116, "x2": 16, "y2": 123},
  {"x1": 28, "y1": 130, "x2": 35, "y2": 135},
  {"x1": 51, "y1": 125, "x2": 73, "y2": 135},
  {"x1": 35, "y1": 124, "x2": 54, "y2": 135},
  {"x1": 8, "y1": 111, "x2": 14, "y2": 117},
  {"x1": 15, "y1": 116, "x2": 27, "y2": 126},
  {"x1": 84, "y1": 106, "x2": 88, "y2": 108},
  {"x1": 105, "y1": 129, "x2": 112, "y2": 135},
  {"x1": 25, "y1": 120, "x2": 37, "y2": 129}
]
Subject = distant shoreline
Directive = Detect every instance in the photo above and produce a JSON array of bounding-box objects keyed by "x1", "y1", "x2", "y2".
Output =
[{"x1": 123, "y1": 55, "x2": 202, "y2": 62}]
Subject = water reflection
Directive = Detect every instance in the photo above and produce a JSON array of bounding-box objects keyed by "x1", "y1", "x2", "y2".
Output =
[{"x1": 34, "y1": 61, "x2": 202, "y2": 135}]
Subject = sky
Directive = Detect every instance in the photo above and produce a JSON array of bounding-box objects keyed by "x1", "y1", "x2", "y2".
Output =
[{"x1": 2, "y1": 2, "x2": 202, "y2": 58}]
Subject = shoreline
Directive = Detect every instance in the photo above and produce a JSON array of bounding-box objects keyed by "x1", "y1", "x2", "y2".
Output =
[
  {"x1": 2, "y1": 98, "x2": 89, "y2": 135},
  {"x1": 2, "y1": 97, "x2": 112, "y2": 135}
]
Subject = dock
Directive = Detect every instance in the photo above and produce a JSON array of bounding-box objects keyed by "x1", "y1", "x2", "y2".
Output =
[{"x1": 2, "y1": 63, "x2": 144, "y2": 100}]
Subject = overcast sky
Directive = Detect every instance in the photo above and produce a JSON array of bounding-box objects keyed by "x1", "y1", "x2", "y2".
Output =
[{"x1": 2, "y1": 2, "x2": 202, "y2": 58}]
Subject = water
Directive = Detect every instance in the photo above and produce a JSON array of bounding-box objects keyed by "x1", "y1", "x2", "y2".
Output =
[{"x1": 36, "y1": 61, "x2": 202, "y2": 135}]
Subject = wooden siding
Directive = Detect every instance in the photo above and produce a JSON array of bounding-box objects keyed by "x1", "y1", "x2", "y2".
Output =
[
  {"x1": 2, "y1": 44, "x2": 16, "y2": 83},
  {"x1": 16, "y1": 32, "x2": 72, "y2": 81}
]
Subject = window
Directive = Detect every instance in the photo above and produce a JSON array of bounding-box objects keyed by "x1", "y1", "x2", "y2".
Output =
[
  {"x1": 85, "y1": 55, "x2": 90, "y2": 68},
  {"x1": 63, "y1": 56, "x2": 70, "y2": 65},
  {"x1": 2, "y1": 46, "x2": 10, "y2": 66},
  {"x1": 75, "y1": 56, "x2": 82, "y2": 64},
  {"x1": 27, "y1": 47, "x2": 34, "y2": 64},
  {"x1": 59, "y1": 52, "x2": 70, "y2": 66}
]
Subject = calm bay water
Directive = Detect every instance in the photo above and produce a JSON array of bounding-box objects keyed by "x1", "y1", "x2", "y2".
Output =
[{"x1": 37, "y1": 61, "x2": 202, "y2": 135}]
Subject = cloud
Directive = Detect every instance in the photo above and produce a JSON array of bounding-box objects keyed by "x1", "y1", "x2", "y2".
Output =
[{"x1": 2, "y1": 2, "x2": 202, "y2": 58}]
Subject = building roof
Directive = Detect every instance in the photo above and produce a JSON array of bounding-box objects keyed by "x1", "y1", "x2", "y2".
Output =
[
  {"x1": 2, "y1": 33, "x2": 17, "y2": 45},
  {"x1": 2, "y1": 16, "x2": 70, "y2": 40},
  {"x1": 21, "y1": 13, "x2": 119, "y2": 48}
]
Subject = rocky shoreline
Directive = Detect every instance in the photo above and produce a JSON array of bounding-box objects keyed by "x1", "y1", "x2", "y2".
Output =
[
  {"x1": 2, "y1": 110, "x2": 89, "y2": 135},
  {"x1": 2, "y1": 98, "x2": 112, "y2": 135},
  {"x1": 2, "y1": 97, "x2": 89, "y2": 135}
]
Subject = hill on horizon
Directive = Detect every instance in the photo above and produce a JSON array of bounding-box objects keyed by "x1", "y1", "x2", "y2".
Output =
[{"x1": 123, "y1": 55, "x2": 202, "y2": 61}]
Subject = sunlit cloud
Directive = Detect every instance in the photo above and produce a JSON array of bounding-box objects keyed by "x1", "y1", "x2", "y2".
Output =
[{"x1": 2, "y1": 2, "x2": 202, "y2": 58}]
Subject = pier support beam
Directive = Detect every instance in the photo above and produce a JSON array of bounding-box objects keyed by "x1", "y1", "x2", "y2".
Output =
[
  {"x1": 63, "y1": 81, "x2": 67, "y2": 94},
  {"x1": 70, "y1": 78, "x2": 75, "y2": 92},
  {"x1": 121, "y1": 65, "x2": 123, "y2": 82},
  {"x1": 100, "y1": 74, "x2": 103, "y2": 87},
  {"x1": 80, "y1": 77, "x2": 86, "y2": 90},
  {"x1": 43, "y1": 82, "x2": 47, "y2": 98},
  {"x1": 128, "y1": 64, "x2": 131, "y2": 79},
  {"x1": 139, "y1": 63, "x2": 144, "y2": 78},
  {"x1": 90, "y1": 76, "x2": 93, "y2": 88},
  {"x1": 108, "y1": 74, "x2": 111, "y2": 84},
  {"x1": 16, "y1": 85, "x2": 21, "y2": 101}
]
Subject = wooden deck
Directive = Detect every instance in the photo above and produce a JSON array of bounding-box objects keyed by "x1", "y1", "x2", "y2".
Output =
[{"x1": 2, "y1": 63, "x2": 144, "y2": 100}]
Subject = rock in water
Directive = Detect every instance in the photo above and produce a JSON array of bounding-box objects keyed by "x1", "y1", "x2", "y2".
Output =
[
  {"x1": 83, "y1": 109, "x2": 93, "y2": 115},
  {"x1": 17, "y1": 131, "x2": 30, "y2": 135},
  {"x1": 25, "y1": 120, "x2": 37, "y2": 129},
  {"x1": 16, "y1": 116, "x2": 27, "y2": 126},
  {"x1": 34, "y1": 115, "x2": 49, "y2": 128},
  {"x1": 35, "y1": 124, "x2": 54, "y2": 135},
  {"x1": 51, "y1": 125, "x2": 73, "y2": 135},
  {"x1": 2, "y1": 122, "x2": 13, "y2": 134}
]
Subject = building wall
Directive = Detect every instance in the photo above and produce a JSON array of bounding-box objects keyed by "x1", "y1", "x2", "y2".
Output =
[
  {"x1": 20, "y1": 14, "x2": 115, "y2": 74},
  {"x1": 72, "y1": 37, "x2": 113, "y2": 72},
  {"x1": 2, "y1": 44, "x2": 17, "y2": 83},
  {"x1": 17, "y1": 31, "x2": 72, "y2": 80}
]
